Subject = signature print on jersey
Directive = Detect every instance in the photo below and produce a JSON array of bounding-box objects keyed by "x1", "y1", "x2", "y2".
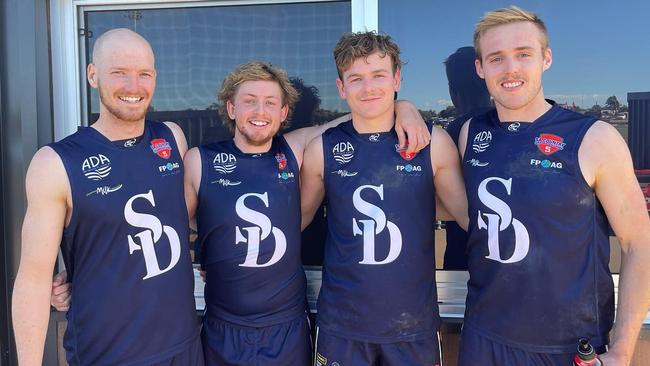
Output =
[
  {"x1": 124, "y1": 190, "x2": 181, "y2": 280},
  {"x1": 82, "y1": 154, "x2": 112, "y2": 180},
  {"x1": 235, "y1": 192, "x2": 287, "y2": 267},
  {"x1": 477, "y1": 177, "x2": 530, "y2": 263}
]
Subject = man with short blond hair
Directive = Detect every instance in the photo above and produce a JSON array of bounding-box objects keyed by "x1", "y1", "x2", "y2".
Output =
[{"x1": 458, "y1": 6, "x2": 650, "y2": 365}]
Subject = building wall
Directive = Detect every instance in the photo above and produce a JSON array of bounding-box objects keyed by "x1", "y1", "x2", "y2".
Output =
[{"x1": 0, "y1": 1, "x2": 56, "y2": 364}]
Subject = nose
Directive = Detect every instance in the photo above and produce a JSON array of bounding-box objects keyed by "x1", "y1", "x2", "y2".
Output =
[
  {"x1": 502, "y1": 56, "x2": 520, "y2": 74},
  {"x1": 124, "y1": 73, "x2": 140, "y2": 91}
]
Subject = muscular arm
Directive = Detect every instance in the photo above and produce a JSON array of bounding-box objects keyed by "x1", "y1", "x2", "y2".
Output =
[
  {"x1": 13, "y1": 147, "x2": 69, "y2": 366},
  {"x1": 430, "y1": 127, "x2": 468, "y2": 230},
  {"x1": 299, "y1": 136, "x2": 326, "y2": 230},
  {"x1": 580, "y1": 122, "x2": 650, "y2": 365},
  {"x1": 183, "y1": 147, "x2": 201, "y2": 220}
]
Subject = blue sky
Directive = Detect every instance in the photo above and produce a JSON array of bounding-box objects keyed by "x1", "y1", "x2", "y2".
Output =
[{"x1": 380, "y1": 0, "x2": 650, "y2": 110}]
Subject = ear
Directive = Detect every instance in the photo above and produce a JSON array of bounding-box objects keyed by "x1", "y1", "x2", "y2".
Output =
[
  {"x1": 475, "y1": 59, "x2": 485, "y2": 80},
  {"x1": 226, "y1": 100, "x2": 236, "y2": 120},
  {"x1": 280, "y1": 104, "x2": 289, "y2": 122},
  {"x1": 393, "y1": 68, "x2": 402, "y2": 92},
  {"x1": 87, "y1": 64, "x2": 98, "y2": 88},
  {"x1": 336, "y1": 78, "x2": 346, "y2": 99},
  {"x1": 542, "y1": 47, "x2": 553, "y2": 72}
]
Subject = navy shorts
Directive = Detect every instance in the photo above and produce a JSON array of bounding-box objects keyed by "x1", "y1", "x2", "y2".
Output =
[
  {"x1": 459, "y1": 325, "x2": 605, "y2": 366},
  {"x1": 152, "y1": 335, "x2": 204, "y2": 366},
  {"x1": 202, "y1": 314, "x2": 312, "y2": 366},
  {"x1": 314, "y1": 327, "x2": 441, "y2": 366}
]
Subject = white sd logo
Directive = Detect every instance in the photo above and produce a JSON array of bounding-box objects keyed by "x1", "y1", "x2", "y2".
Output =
[
  {"x1": 124, "y1": 190, "x2": 181, "y2": 280},
  {"x1": 477, "y1": 177, "x2": 530, "y2": 263},
  {"x1": 235, "y1": 192, "x2": 287, "y2": 267}
]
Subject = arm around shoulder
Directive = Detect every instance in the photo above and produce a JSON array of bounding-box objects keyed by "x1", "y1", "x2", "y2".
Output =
[
  {"x1": 13, "y1": 147, "x2": 70, "y2": 366},
  {"x1": 430, "y1": 127, "x2": 468, "y2": 229}
]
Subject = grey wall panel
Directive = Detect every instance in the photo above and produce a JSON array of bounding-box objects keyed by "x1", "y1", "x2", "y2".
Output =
[{"x1": 1, "y1": 0, "x2": 55, "y2": 365}]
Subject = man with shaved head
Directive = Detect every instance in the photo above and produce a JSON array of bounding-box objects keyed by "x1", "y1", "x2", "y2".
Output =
[{"x1": 12, "y1": 28, "x2": 203, "y2": 365}]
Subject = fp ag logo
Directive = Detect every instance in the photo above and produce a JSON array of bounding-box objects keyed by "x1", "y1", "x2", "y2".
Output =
[
  {"x1": 477, "y1": 177, "x2": 530, "y2": 263},
  {"x1": 235, "y1": 192, "x2": 287, "y2": 267},
  {"x1": 352, "y1": 184, "x2": 402, "y2": 265},
  {"x1": 124, "y1": 190, "x2": 181, "y2": 280}
]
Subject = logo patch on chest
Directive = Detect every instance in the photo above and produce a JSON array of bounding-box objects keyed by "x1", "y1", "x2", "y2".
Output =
[
  {"x1": 82, "y1": 154, "x2": 112, "y2": 180},
  {"x1": 332, "y1": 141, "x2": 355, "y2": 164},
  {"x1": 394, "y1": 141, "x2": 417, "y2": 161},
  {"x1": 150, "y1": 139, "x2": 172, "y2": 159},
  {"x1": 213, "y1": 153, "x2": 237, "y2": 174},
  {"x1": 275, "y1": 152, "x2": 287, "y2": 170},
  {"x1": 534, "y1": 133, "x2": 566, "y2": 155},
  {"x1": 472, "y1": 130, "x2": 492, "y2": 153}
]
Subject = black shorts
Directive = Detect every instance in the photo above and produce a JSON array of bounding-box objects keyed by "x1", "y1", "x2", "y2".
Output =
[{"x1": 314, "y1": 327, "x2": 441, "y2": 366}]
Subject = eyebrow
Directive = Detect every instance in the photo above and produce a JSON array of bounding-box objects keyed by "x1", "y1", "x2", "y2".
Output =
[
  {"x1": 345, "y1": 68, "x2": 390, "y2": 80},
  {"x1": 484, "y1": 46, "x2": 535, "y2": 59}
]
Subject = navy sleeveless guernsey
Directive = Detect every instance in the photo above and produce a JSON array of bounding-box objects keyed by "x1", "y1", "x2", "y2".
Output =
[
  {"x1": 462, "y1": 105, "x2": 614, "y2": 353},
  {"x1": 318, "y1": 121, "x2": 438, "y2": 342},
  {"x1": 49, "y1": 121, "x2": 199, "y2": 365},
  {"x1": 197, "y1": 136, "x2": 306, "y2": 327}
]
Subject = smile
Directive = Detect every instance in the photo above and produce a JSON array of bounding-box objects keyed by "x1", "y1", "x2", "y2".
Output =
[
  {"x1": 118, "y1": 96, "x2": 143, "y2": 103},
  {"x1": 501, "y1": 81, "x2": 523, "y2": 89},
  {"x1": 249, "y1": 120, "x2": 270, "y2": 127}
]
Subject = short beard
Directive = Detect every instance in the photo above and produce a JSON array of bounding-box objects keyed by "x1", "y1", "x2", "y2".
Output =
[{"x1": 98, "y1": 82, "x2": 149, "y2": 122}]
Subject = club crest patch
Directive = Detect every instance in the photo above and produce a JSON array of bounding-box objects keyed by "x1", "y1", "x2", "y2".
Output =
[
  {"x1": 275, "y1": 152, "x2": 287, "y2": 170},
  {"x1": 395, "y1": 141, "x2": 416, "y2": 161},
  {"x1": 534, "y1": 133, "x2": 566, "y2": 155},
  {"x1": 150, "y1": 139, "x2": 172, "y2": 159}
]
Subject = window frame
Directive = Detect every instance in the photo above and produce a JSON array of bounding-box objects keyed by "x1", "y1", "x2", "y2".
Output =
[{"x1": 49, "y1": 0, "x2": 378, "y2": 141}]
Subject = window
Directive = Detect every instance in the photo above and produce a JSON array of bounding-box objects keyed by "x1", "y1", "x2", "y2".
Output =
[{"x1": 80, "y1": 1, "x2": 352, "y2": 147}]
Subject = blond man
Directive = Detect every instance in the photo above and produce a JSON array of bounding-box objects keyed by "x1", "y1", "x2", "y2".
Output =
[{"x1": 458, "y1": 6, "x2": 650, "y2": 365}]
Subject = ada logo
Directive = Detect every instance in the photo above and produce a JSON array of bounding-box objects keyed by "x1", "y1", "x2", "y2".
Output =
[
  {"x1": 332, "y1": 141, "x2": 355, "y2": 164},
  {"x1": 150, "y1": 139, "x2": 172, "y2": 159},
  {"x1": 275, "y1": 152, "x2": 287, "y2": 170},
  {"x1": 530, "y1": 159, "x2": 563, "y2": 169},
  {"x1": 82, "y1": 154, "x2": 112, "y2": 180},
  {"x1": 472, "y1": 130, "x2": 492, "y2": 153},
  {"x1": 535, "y1": 133, "x2": 566, "y2": 155},
  {"x1": 213, "y1": 153, "x2": 237, "y2": 174},
  {"x1": 394, "y1": 141, "x2": 416, "y2": 161},
  {"x1": 396, "y1": 164, "x2": 422, "y2": 173}
]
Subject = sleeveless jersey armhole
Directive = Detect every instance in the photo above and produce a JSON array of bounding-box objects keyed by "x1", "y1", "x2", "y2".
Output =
[{"x1": 573, "y1": 117, "x2": 599, "y2": 190}]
